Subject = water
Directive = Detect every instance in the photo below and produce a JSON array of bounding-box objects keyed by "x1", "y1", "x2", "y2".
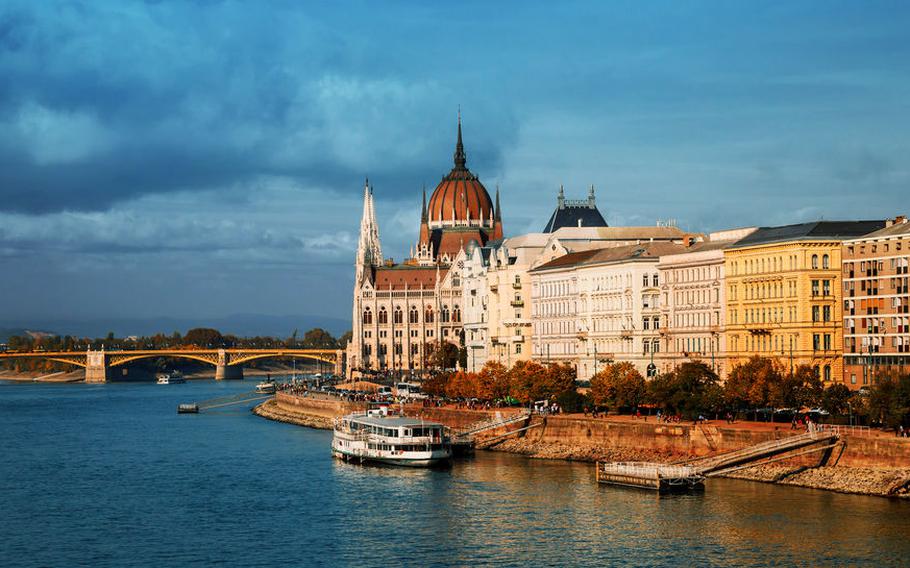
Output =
[{"x1": 1, "y1": 380, "x2": 908, "y2": 567}]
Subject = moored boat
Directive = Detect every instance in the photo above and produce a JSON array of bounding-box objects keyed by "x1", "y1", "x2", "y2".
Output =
[
  {"x1": 256, "y1": 380, "x2": 277, "y2": 394},
  {"x1": 332, "y1": 407, "x2": 451, "y2": 467},
  {"x1": 157, "y1": 371, "x2": 186, "y2": 384}
]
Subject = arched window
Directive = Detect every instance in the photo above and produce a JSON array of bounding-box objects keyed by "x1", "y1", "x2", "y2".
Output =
[
  {"x1": 393, "y1": 307, "x2": 403, "y2": 324},
  {"x1": 441, "y1": 305, "x2": 450, "y2": 323},
  {"x1": 452, "y1": 305, "x2": 461, "y2": 323},
  {"x1": 424, "y1": 307, "x2": 434, "y2": 324},
  {"x1": 822, "y1": 254, "x2": 829, "y2": 269},
  {"x1": 362, "y1": 308, "x2": 372, "y2": 324},
  {"x1": 409, "y1": 306, "x2": 419, "y2": 324},
  {"x1": 811, "y1": 254, "x2": 819, "y2": 269},
  {"x1": 378, "y1": 307, "x2": 388, "y2": 324}
]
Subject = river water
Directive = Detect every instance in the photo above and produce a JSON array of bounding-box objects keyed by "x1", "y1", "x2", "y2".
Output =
[{"x1": 1, "y1": 379, "x2": 908, "y2": 567}]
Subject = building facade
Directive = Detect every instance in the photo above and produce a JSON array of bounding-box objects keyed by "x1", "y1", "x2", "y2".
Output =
[
  {"x1": 530, "y1": 242, "x2": 685, "y2": 380},
  {"x1": 348, "y1": 118, "x2": 503, "y2": 376},
  {"x1": 842, "y1": 217, "x2": 910, "y2": 388},
  {"x1": 657, "y1": 228, "x2": 756, "y2": 380},
  {"x1": 724, "y1": 221, "x2": 884, "y2": 385}
]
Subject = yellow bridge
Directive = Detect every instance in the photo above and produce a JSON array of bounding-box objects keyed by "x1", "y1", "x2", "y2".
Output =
[{"x1": 0, "y1": 348, "x2": 344, "y2": 382}]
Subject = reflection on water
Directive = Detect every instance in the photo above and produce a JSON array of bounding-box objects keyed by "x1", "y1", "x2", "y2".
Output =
[{"x1": 1, "y1": 379, "x2": 908, "y2": 567}]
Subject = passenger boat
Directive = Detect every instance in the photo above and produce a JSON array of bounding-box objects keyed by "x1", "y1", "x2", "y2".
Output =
[
  {"x1": 256, "y1": 381, "x2": 277, "y2": 394},
  {"x1": 332, "y1": 407, "x2": 452, "y2": 467},
  {"x1": 156, "y1": 371, "x2": 186, "y2": 384}
]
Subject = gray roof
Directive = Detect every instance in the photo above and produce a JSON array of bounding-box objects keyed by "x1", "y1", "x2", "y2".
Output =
[
  {"x1": 544, "y1": 204, "x2": 608, "y2": 232},
  {"x1": 731, "y1": 220, "x2": 886, "y2": 248},
  {"x1": 854, "y1": 220, "x2": 910, "y2": 239}
]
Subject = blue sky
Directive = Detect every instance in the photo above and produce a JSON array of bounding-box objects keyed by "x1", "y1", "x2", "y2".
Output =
[{"x1": 1, "y1": 1, "x2": 908, "y2": 330}]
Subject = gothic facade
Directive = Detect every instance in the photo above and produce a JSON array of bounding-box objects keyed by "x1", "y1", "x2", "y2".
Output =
[{"x1": 347, "y1": 118, "x2": 503, "y2": 376}]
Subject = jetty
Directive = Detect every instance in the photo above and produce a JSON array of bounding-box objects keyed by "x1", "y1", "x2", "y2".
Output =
[
  {"x1": 179, "y1": 391, "x2": 274, "y2": 414},
  {"x1": 596, "y1": 429, "x2": 842, "y2": 493}
]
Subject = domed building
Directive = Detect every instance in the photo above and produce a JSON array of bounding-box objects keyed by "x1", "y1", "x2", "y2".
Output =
[{"x1": 348, "y1": 117, "x2": 503, "y2": 377}]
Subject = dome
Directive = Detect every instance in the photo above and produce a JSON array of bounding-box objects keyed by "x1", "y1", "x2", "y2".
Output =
[{"x1": 426, "y1": 119, "x2": 494, "y2": 226}]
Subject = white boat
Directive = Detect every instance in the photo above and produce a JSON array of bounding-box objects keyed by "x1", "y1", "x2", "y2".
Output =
[
  {"x1": 256, "y1": 381, "x2": 277, "y2": 394},
  {"x1": 156, "y1": 371, "x2": 185, "y2": 384},
  {"x1": 332, "y1": 407, "x2": 451, "y2": 467}
]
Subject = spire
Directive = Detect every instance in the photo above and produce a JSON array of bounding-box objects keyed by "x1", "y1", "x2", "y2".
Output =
[
  {"x1": 421, "y1": 184, "x2": 427, "y2": 223},
  {"x1": 558, "y1": 185, "x2": 565, "y2": 209},
  {"x1": 588, "y1": 184, "x2": 596, "y2": 208},
  {"x1": 453, "y1": 109, "x2": 466, "y2": 170},
  {"x1": 356, "y1": 178, "x2": 382, "y2": 272},
  {"x1": 495, "y1": 185, "x2": 502, "y2": 221}
]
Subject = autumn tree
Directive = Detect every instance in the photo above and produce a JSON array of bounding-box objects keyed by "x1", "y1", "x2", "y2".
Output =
[
  {"x1": 184, "y1": 328, "x2": 224, "y2": 348},
  {"x1": 507, "y1": 360, "x2": 550, "y2": 404},
  {"x1": 421, "y1": 372, "x2": 450, "y2": 398},
  {"x1": 820, "y1": 383, "x2": 852, "y2": 416},
  {"x1": 770, "y1": 364, "x2": 822, "y2": 410},
  {"x1": 476, "y1": 361, "x2": 509, "y2": 400},
  {"x1": 426, "y1": 341, "x2": 459, "y2": 370},
  {"x1": 724, "y1": 356, "x2": 785, "y2": 413},
  {"x1": 591, "y1": 362, "x2": 645, "y2": 412},
  {"x1": 646, "y1": 361, "x2": 720, "y2": 418}
]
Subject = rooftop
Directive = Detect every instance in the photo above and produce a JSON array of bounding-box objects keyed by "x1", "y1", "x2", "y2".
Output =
[
  {"x1": 532, "y1": 241, "x2": 685, "y2": 272},
  {"x1": 347, "y1": 414, "x2": 444, "y2": 428},
  {"x1": 731, "y1": 220, "x2": 886, "y2": 249},
  {"x1": 542, "y1": 186, "x2": 608, "y2": 232},
  {"x1": 849, "y1": 218, "x2": 910, "y2": 240}
]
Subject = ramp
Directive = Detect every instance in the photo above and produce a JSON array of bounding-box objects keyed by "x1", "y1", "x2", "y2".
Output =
[
  {"x1": 451, "y1": 410, "x2": 531, "y2": 443},
  {"x1": 686, "y1": 430, "x2": 840, "y2": 476}
]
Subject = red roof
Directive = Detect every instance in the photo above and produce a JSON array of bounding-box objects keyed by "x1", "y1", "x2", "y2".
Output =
[{"x1": 374, "y1": 267, "x2": 445, "y2": 290}]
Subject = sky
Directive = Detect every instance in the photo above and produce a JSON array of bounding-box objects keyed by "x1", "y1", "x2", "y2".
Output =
[{"x1": 1, "y1": 0, "x2": 909, "y2": 332}]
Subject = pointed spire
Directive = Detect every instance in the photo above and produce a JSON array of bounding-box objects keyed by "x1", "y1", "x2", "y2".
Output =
[
  {"x1": 588, "y1": 184, "x2": 596, "y2": 208},
  {"x1": 494, "y1": 185, "x2": 502, "y2": 221},
  {"x1": 557, "y1": 184, "x2": 565, "y2": 209},
  {"x1": 453, "y1": 109, "x2": 466, "y2": 169},
  {"x1": 421, "y1": 184, "x2": 427, "y2": 223}
]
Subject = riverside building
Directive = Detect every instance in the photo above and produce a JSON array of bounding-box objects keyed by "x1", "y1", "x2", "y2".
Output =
[
  {"x1": 348, "y1": 118, "x2": 503, "y2": 376},
  {"x1": 657, "y1": 228, "x2": 757, "y2": 381},
  {"x1": 841, "y1": 217, "x2": 910, "y2": 388},
  {"x1": 724, "y1": 221, "x2": 885, "y2": 385},
  {"x1": 530, "y1": 241, "x2": 686, "y2": 379}
]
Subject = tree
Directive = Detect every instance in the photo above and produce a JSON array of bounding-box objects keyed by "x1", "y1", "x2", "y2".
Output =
[
  {"x1": 868, "y1": 374, "x2": 910, "y2": 428},
  {"x1": 591, "y1": 362, "x2": 645, "y2": 412},
  {"x1": 507, "y1": 360, "x2": 549, "y2": 404},
  {"x1": 771, "y1": 364, "x2": 822, "y2": 410},
  {"x1": 184, "y1": 328, "x2": 224, "y2": 348},
  {"x1": 421, "y1": 372, "x2": 450, "y2": 398},
  {"x1": 337, "y1": 330, "x2": 353, "y2": 348},
  {"x1": 725, "y1": 356, "x2": 784, "y2": 412},
  {"x1": 426, "y1": 341, "x2": 459, "y2": 370},
  {"x1": 476, "y1": 361, "x2": 508, "y2": 400},
  {"x1": 649, "y1": 361, "x2": 720, "y2": 418},
  {"x1": 302, "y1": 328, "x2": 337, "y2": 349},
  {"x1": 821, "y1": 384, "x2": 852, "y2": 416}
]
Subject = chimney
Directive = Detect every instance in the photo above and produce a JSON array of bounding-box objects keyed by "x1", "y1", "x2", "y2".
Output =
[
  {"x1": 895, "y1": 215, "x2": 907, "y2": 225},
  {"x1": 683, "y1": 235, "x2": 695, "y2": 247},
  {"x1": 577, "y1": 219, "x2": 582, "y2": 227}
]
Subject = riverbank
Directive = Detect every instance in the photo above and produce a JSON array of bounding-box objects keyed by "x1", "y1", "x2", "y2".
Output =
[
  {"x1": 253, "y1": 393, "x2": 910, "y2": 498},
  {"x1": 0, "y1": 370, "x2": 84, "y2": 382}
]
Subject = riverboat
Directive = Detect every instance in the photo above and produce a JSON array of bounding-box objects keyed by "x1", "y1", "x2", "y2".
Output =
[
  {"x1": 256, "y1": 381, "x2": 277, "y2": 394},
  {"x1": 156, "y1": 371, "x2": 186, "y2": 384},
  {"x1": 332, "y1": 407, "x2": 451, "y2": 467}
]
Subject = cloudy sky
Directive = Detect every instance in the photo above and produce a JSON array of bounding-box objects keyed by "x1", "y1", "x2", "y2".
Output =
[{"x1": 1, "y1": 1, "x2": 908, "y2": 330}]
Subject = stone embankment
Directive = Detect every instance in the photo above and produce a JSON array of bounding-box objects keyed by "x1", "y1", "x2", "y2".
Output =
[{"x1": 253, "y1": 393, "x2": 910, "y2": 498}]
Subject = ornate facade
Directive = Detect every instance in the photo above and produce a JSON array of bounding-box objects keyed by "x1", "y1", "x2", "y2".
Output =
[{"x1": 347, "y1": 118, "x2": 503, "y2": 376}]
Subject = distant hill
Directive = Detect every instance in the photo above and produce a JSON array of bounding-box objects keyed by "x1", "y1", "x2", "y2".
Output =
[
  {"x1": 0, "y1": 328, "x2": 59, "y2": 342},
  {"x1": 0, "y1": 314, "x2": 350, "y2": 341}
]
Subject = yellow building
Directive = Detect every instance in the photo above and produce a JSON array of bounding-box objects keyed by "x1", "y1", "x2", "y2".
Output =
[{"x1": 724, "y1": 221, "x2": 884, "y2": 384}]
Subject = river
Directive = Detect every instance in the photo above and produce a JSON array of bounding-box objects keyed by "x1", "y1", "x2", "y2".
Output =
[{"x1": 1, "y1": 379, "x2": 908, "y2": 567}]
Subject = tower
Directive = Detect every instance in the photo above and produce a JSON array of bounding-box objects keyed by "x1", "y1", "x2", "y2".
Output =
[{"x1": 355, "y1": 179, "x2": 382, "y2": 283}]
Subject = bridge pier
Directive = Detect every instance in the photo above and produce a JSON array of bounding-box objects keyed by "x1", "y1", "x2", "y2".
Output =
[
  {"x1": 215, "y1": 364, "x2": 244, "y2": 380},
  {"x1": 85, "y1": 350, "x2": 109, "y2": 383}
]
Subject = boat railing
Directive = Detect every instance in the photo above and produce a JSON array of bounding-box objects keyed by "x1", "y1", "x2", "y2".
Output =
[{"x1": 598, "y1": 462, "x2": 701, "y2": 480}]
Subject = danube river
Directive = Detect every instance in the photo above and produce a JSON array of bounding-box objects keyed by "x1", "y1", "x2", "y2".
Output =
[{"x1": 1, "y1": 379, "x2": 908, "y2": 567}]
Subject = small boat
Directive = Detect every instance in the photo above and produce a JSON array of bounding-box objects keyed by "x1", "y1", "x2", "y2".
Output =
[
  {"x1": 256, "y1": 381, "x2": 277, "y2": 394},
  {"x1": 157, "y1": 371, "x2": 186, "y2": 385},
  {"x1": 177, "y1": 403, "x2": 199, "y2": 414},
  {"x1": 332, "y1": 406, "x2": 452, "y2": 467}
]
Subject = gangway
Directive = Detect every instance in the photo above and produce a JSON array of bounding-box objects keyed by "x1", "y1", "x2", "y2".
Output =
[
  {"x1": 450, "y1": 410, "x2": 531, "y2": 444},
  {"x1": 179, "y1": 390, "x2": 274, "y2": 413}
]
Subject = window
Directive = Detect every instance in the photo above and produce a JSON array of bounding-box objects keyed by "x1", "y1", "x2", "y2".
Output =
[
  {"x1": 653, "y1": 317, "x2": 660, "y2": 330},
  {"x1": 823, "y1": 306, "x2": 831, "y2": 322},
  {"x1": 823, "y1": 280, "x2": 831, "y2": 296},
  {"x1": 811, "y1": 280, "x2": 820, "y2": 296},
  {"x1": 643, "y1": 274, "x2": 649, "y2": 287},
  {"x1": 393, "y1": 307, "x2": 403, "y2": 324},
  {"x1": 824, "y1": 365, "x2": 831, "y2": 382},
  {"x1": 652, "y1": 274, "x2": 659, "y2": 286},
  {"x1": 425, "y1": 308, "x2": 434, "y2": 323},
  {"x1": 642, "y1": 317, "x2": 650, "y2": 330},
  {"x1": 426, "y1": 330, "x2": 433, "y2": 337},
  {"x1": 812, "y1": 306, "x2": 820, "y2": 322},
  {"x1": 452, "y1": 306, "x2": 461, "y2": 323},
  {"x1": 824, "y1": 334, "x2": 831, "y2": 350},
  {"x1": 822, "y1": 254, "x2": 830, "y2": 269},
  {"x1": 363, "y1": 308, "x2": 373, "y2": 324},
  {"x1": 378, "y1": 307, "x2": 388, "y2": 324},
  {"x1": 515, "y1": 343, "x2": 522, "y2": 354},
  {"x1": 813, "y1": 334, "x2": 820, "y2": 351},
  {"x1": 812, "y1": 254, "x2": 819, "y2": 269}
]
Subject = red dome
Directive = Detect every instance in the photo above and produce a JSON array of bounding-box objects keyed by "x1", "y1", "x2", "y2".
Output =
[{"x1": 426, "y1": 119, "x2": 494, "y2": 224}]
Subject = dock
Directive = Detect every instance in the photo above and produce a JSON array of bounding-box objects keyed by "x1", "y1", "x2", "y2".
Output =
[{"x1": 596, "y1": 429, "x2": 841, "y2": 492}]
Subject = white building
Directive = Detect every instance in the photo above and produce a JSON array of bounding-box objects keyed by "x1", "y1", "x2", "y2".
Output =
[
  {"x1": 656, "y1": 228, "x2": 756, "y2": 380},
  {"x1": 530, "y1": 241, "x2": 686, "y2": 380}
]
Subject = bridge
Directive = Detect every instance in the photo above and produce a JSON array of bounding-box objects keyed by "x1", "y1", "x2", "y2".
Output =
[{"x1": 0, "y1": 348, "x2": 345, "y2": 382}]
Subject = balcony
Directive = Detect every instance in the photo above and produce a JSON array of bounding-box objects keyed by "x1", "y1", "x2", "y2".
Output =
[
  {"x1": 512, "y1": 282, "x2": 522, "y2": 289},
  {"x1": 510, "y1": 300, "x2": 525, "y2": 307},
  {"x1": 489, "y1": 284, "x2": 498, "y2": 292}
]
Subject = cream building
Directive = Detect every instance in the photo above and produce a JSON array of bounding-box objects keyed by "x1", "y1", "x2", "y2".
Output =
[
  {"x1": 657, "y1": 228, "x2": 756, "y2": 380},
  {"x1": 530, "y1": 242, "x2": 685, "y2": 380}
]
